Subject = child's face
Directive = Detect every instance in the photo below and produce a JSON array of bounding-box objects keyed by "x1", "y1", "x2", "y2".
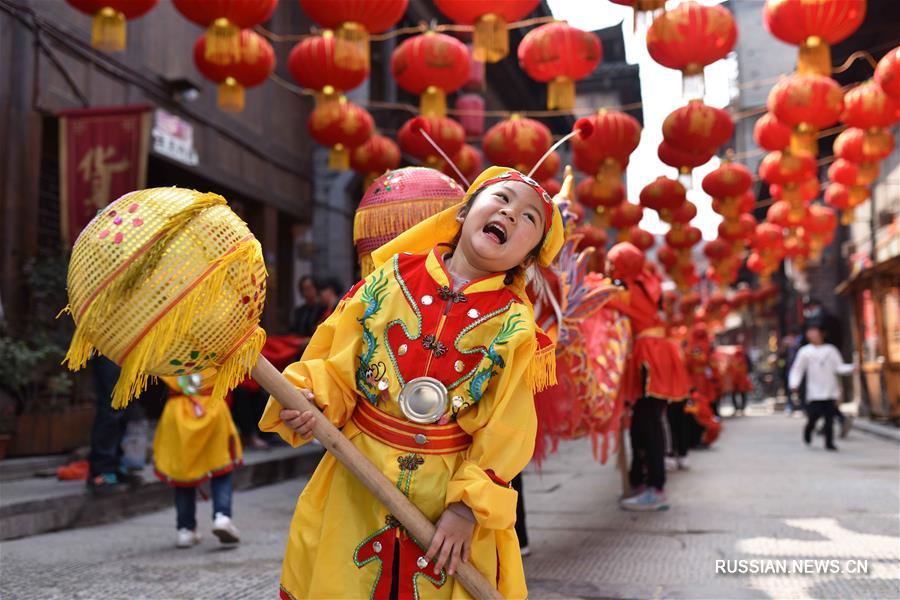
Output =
[{"x1": 456, "y1": 181, "x2": 545, "y2": 274}]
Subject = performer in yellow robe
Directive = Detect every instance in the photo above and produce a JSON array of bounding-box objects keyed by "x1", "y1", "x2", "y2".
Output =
[{"x1": 260, "y1": 167, "x2": 564, "y2": 599}]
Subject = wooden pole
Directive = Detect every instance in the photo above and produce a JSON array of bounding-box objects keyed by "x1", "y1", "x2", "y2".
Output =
[{"x1": 251, "y1": 356, "x2": 504, "y2": 600}]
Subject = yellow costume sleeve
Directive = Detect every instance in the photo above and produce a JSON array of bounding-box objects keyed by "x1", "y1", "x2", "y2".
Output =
[
  {"x1": 446, "y1": 315, "x2": 538, "y2": 531},
  {"x1": 258, "y1": 278, "x2": 370, "y2": 447}
]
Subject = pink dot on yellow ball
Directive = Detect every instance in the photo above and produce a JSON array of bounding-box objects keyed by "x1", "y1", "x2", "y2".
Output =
[
  {"x1": 114, "y1": 232, "x2": 123, "y2": 244},
  {"x1": 114, "y1": 217, "x2": 123, "y2": 225},
  {"x1": 133, "y1": 218, "x2": 143, "y2": 227},
  {"x1": 128, "y1": 203, "x2": 139, "y2": 213},
  {"x1": 99, "y1": 229, "x2": 109, "y2": 239},
  {"x1": 108, "y1": 210, "x2": 117, "y2": 218}
]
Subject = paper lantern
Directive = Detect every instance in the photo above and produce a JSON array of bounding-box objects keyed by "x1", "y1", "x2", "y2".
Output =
[
  {"x1": 828, "y1": 158, "x2": 877, "y2": 188},
  {"x1": 825, "y1": 182, "x2": 866, "y2": 224},
  {"x1": 771, "y1": 178, "x2": 820, "y2": 203},
  {"x1": 194, "y1": 30, "x2": 275, "y2": 113},
  {"x1": 712, "y1": 191, "x2": 755, "y2": 219},
  {"x1": 574, "y1": 224, "x2": 608, "y2": 252},
  {"x1": 610, "y1": 202, "x2": 643, "y2": 230},
  {"x1": 288, "y1": 31, "x2": 369, "y2": 103},
  {"x1": 834, "y1": 126, "x2": 895, "y2": 164},
  {"x1": 434, "y1": 0, "x2": 539, "y2": 63},
  {"x1": 455, "y1": 93, "x2": 485, "y2": 137},
  {"x1": 658, "y1": 141, "x2": 714, "y2": 175},
  {"x1": 806, "y1": 204, "x2": 838, "y2": 235},
  {"x1": 571, "y1": 110, "x2": 642, "y2": 178},
  {"x1": 665, "y1": 225, "x2": 701, "y2": 250},
  {"x1": 669, "y1": 200, "x2": 697, "y2": 225},
  {"x1": 64, "y1": 187, "x2": 267, "y2": 408},
  {"x1": 174, "y1": 0, "x2": 276, "y2": 65},
  {"x1": 657, "y1": 244, "x2": 678, "y2": 270},
  {"x1": 759, "y1": 151, "x2": 817, "y2": 186},
  {"x1": 662, "y1": 100, "x2": 734, "y2": 152},
  {"x1": 577, "y1": 178, "x2": 626, "y2": 210},
  {"x1": 518, "y1": 22, "x2": 603, "y2": 110},
  {"x1": 763, "y1": 0, "x2": 866, "y2": 76},
  {"x1": 540, "y1": 178, "x2": 562, "y2": 196},
  {"x1": 354, "y1": 167, "x2": 464, "y2": 275},
  {"x1": 531, "y1": 151, "x2": 560, "y2": 182},
  {"x1": 874, "y1": 46, "x2": 900, "y2": 101},
  {"x1": 391, "y1": 32, "x2": 471, "y2": 117},
  {"x1": 628, "y1": 227, "x2": 655, "y2": 252},
  {"x1": 639, "y1": 176, "x2": 687, "y2": 222},
  {"x1": 398, "y1": 116, "x2": 465, "y2": 168},
  {"x1": 441, "y1": 143, "x2": 483, "y2": 185},
  {"x1": 482, "y1": 115, "x2": 552, "y2": 174},
  {"x1": 841, "y1": 80, "x2": 899, "y2": 130},
  {"x1": 768, "y1": 73, "x2": 844, "y2": 155},
  {"x1": 753, "y1": 112, "x2": 793, "y2": 152},
  {"x1": 67, "y1": 0, "x2": 158, "y2": 52},
  {"x1": 719, "y1": 213, "x2": 757, "y2": 244},
  {"x1": 767, "y1": 199, "x2": 806, "y2": 228},
  {"x1": 703, "y1": 238, "x2": 731, "y2": 262},
  {"x1": 350, "y1": 134, "x2": 401, "y2": 186},
  {"x1": 702, "y1": 161, "x2": 753, "y2": 198},
  {"x1": 608, "y1": 242, "x2": 645, "y2": 280},
  {"x1": 308, "y1": 97, "x2": 374, "y2": 170}
]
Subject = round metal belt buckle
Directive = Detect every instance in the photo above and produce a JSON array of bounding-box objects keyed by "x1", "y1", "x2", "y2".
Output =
[{"x1": 398, "y1": 377, "x2": 448, "y2": 424}]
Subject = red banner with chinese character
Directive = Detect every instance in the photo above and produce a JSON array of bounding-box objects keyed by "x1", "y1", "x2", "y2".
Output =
[{"x1": 58, "y1": 105, "x2": 151, "y2": 245}]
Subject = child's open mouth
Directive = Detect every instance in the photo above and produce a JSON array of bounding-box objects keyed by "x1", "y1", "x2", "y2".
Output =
[{"x1": 482, "y1": 221, "x2": 507, "y2": 245}]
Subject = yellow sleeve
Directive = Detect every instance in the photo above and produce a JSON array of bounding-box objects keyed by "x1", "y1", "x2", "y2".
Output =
[
  {"x1": 446, "y1": 318, "x2": 538, "y2": 530},
  {"x1": 258, "y1": 276, "x2": 371, "y2": 447}
]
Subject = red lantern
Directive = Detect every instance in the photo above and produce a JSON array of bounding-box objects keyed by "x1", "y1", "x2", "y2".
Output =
[
  {"x1": 768, "y1": 73, "x2": 845, "y2": 156},
  {"x1": 629, "y1": 227, "x2": 655, "y2": 252},
  {"x1": 719, "y1": 213, "x2": 757, "y2": 244},
  {"x1": 571, "y1": 110, "x2": 642, "y2": 178},
  {"x1": 646, "y1": 1, "x2": 737, "y2": 96},
  {"x1": 518, "y1": 22, "x2": 603, "y2": 110},
  {"x1": 806, "y1": 204, "x2": 838, "y2": 236},
  {"x1": 754, "y1": 222, "x2": 785, "y2": 252},
  {"x1": 825, "y1": 182, "x2": 867, "y2": 224},
  {"x1": 482, "y1": 115, "x2": 552, "y2": 173},
  {"x1": 308, "y1": 98, "x2": 374, "y2": 170},
  {"x1": 670, "y1": 200, "x2": 697, "y2": 225},
  {"x1": 288, "y1": 31, "x2": 369, "y2": 102},
  {"x1": 712, "y1": 191, "x2": 755, "y2": 219},
  {"x1": 767, "y1": 200, "x2": 806, "y2": 229},
  {"x1": 763, "y1": 0, "x2": 866, "y2": 76},
  {"x1": 610, "y1": 202, "x2": 643, "y2": 230},
  {"x1": 771, "y1": 178, "x2": 820, "y2": 203},
  {"x1": 834, "y1": 126, "x2": 895, "y2": 164},
  {"x1": 662, "y1": 100, "x2": 734, "y2": 152},
  {"x1": 464, "y1": 44, "x2": 486, "y2": 90},
  {"x1": 574, "y1": 224, "x2": 608, "y2": 252},
  {"x1": 875, "y1": 46, "x2": 900, "y2": 101},
  {"x1": 702, "y1": 161, "x2": 753, "y2": 198},
  {"x1": 398, "y1": 116, "x2": 465, "y2": 168},
  {"x1": 174, "y1": 0, "x2": 276, "y2": 64},
  {"x1": 577, "y1": 178, "x2": 626, "y2": 211},
  {"x1": 639, "y1": 176, "x2": 687, "y2": 222},
  {"x1": 842, "y1": 81, "x2": 899, "y2": 130},
  {"x1": 759, "y1": 151, "x2": 817, "y2": 186},
  {"x1": 658, "y1": 141, "x2": 714, "y2": 174},
  {"x1": 350, "y1": 134, "x2": 401, "y2": 185},
  {"x1": 531, "y1": 151, "x2": 560, "y2": 182},
  {"x1": 541, "y1": 178, "x2": 562, "y2": 196},
  {"x1": 703, "y1": 238, "x2": 731, "y2": 263},
  {"x1": 753, "y1": 112, "x2": 793, "y2": 152},
  {"x1": 610, "y1": 0, "x2": 665, "y2": 9},
  {"x1": 441, "y1": 143, "x2": 483, "y2": 185},
  {"x1": 434, "y1": 0, "x2": 539, "y2": 63},
  {"x1": 391, "y1": 32, "x2": 471, "y2": 117},
  {"x1": 666, "y1": 225, "x2": 701, "y2": 250},
  {"x1": 455, "y1": 94, "x2": 485, "y2": 137},
  {"x1": 300, "y1": 0, "x2": 408, "y2": 68},
  {"x1": 657, "y1": 244, "x2": 679, "y2": 270},
  {"x1": 67, "y1": 0, "x2": 158, "y2": 52},
  {"x1": 194, "y1": 30, "x2": 275, "y2": 113},
  {"x1": 828, "y1": 159, "x2": 878, "y2": 187}
]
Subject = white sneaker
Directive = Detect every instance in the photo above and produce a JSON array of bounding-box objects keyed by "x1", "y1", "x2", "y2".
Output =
[
  {"x1": 212, "y1": 513, "x2": 240, "y2": 544},
  {"x1": 520, "y1": 545, "x2": 531, "y2": 557},
  {"x1": 677, "y1": 456, "x2": 690, "y2": 470},
  {"x1": 664, "y1": 457, "x2": 678, "y2": 472},
  {"x1": 176, "y1": 528, "x2": 201, "y2": 548}
]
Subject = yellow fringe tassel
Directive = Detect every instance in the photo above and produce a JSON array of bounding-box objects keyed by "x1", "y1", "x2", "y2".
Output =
[
  {"x1": 473, "y1": 14, "x2": 508, "y2": 63},
  {"x1": 797, "y1": 36, "x2": 831, "y2": 76},
  {"x1": 218, "y1": 78, "x2": 245, "y2": 113},
  {"x1": 359, "y1": 253, "x2": 376, "y2": 278},
  {"x1": 547, "y1": 77, "x2": 575, "y2": 111},
  {"x1": 92, "y1": 7, "x2": 126, "y2": 52},
  {"x1": 108, "y1": 240, "x2": 265, "y2": 409},
  {"x1": 210, "y1": 326, "x2": 267, "y2": 409},
  {"x1": 420, "y1": 86, "x2": 447, "y2": 118},
  {"x1": 528, "y1": 342, "x2": 558, "y2": 393},
  {"x1": 206, "y1": 18, "x2": 241, "y2": 65},
  {"x1": 352, "y1": 199, "x2": 457, "y2": 243}
]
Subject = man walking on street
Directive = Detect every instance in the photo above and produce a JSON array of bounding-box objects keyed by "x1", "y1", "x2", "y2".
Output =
[{"x1": 788, "y1": 325, "x2": 855, "y2": 451}]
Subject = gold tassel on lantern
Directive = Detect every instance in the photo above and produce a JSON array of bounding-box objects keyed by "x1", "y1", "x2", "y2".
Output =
[
  {"x1": 92, "y1": 7, "x2": 126, "y2": 52},
  {"x1": 840, "y1": 210, "x2": 853, "y2": 226},
  {"x1": 336, "y1": 22, "x2": 369, "y2": 70},
  {"x1": 316, "y1": 85, "x2": 340, "y2": 108},
  {"x1": 797, "y1": 36, "x2": 831, "y2": 76},
  {"x1": 863, "y1": 128, "x2": 891, "y2": 158},
  {"x1": 206, "y1": 18, "x2": 241, "y2": 65},
  {"x1": 547, "y1": 76, "x2": 575, "y2": 110},
  {"x1": 329, "y1": 144, "x2": 350, "y2": 171},
  {"x1": 790, "y1": 124, "x2": 817, "y2": 157},
  {"x1": 473, "y1": 13, "x2": 508, "y2": 63},
  {"x1": 218, "y1": 77, "x2": 245, "y2": 112},
  {"x1": 420, "y1": 86, "x2": 447, "y2": 117}
]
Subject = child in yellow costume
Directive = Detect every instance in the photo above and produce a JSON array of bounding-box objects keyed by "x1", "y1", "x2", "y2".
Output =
[
  {"x1": 154, "y1": 371, "x2": 243, "y2": 548},
  {"x1": 260, "y1": 167, "x2": 564, "y2": 600}
]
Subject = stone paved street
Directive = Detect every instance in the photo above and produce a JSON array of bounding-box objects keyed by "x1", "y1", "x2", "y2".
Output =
[{"x1": 2, "y1": 409, "x2": 898, "y2": 599}]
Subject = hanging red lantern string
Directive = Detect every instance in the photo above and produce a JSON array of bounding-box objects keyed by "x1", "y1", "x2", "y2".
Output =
[
  {"x1": 834, "y1": 126, "x2": 895, "y2": 167},
  {"x1": 753, "y1": 112, "x2": 793, "y2": 152},
  {"x1": 639, "y1": 176, "x2": 686, "y2": 224},
  {"x1": 288, "y1": 31, "x2": 369, "y2": 106},
  {"x1": 299, "y1": 0, "x2": 408, "y2": 70},
  {"x1": 771, "y1": 178, "x2": 820, "y2": 204},
  {"x1": 767, "y1": 73, "x2": 844, "y2": 156},
  {"x1": 702, "y1": 161, "x2": 753, "y2": 199},
  {"x1": 763, "y1": 0, "x2": 867, "y2": 76},
  {"x1": 194, "y1": 29, "x2": 275, "y2": 113},
  {"x1": 350, "y1": 134, "x2": 401, "y2": 187},
  {"x1": 518, "y1": 22, "x2": 603, "y2": 110},
  {"x1": 576, "y1": 178, "x2": 626, "y2": 228},
  {"x1": 434, "y1": 0, "x2": 539, "y2": 63},
  {"x1": 840, "y1": 80, "x2": 900, "y2": 159},
  {"x1": 610, "y1": 202, "x2": 644, "y2": 239},
  {"x1": 657, "y1": 141, "x2": 714, "y2": 183},
  {"x1": 308, "y1": 97, "x2": 374, "y2": 170},
  {"x1": 646, "y1": 1, "x2": 737, "y2": 98},
  {"x1": 805, "y1": 204, "x2": 838, "y2": 260},
  {"x1": 824, "y1": 183, "x2": 858, "y2": 225},
  {"x1": 67, "y1": 0, "x2": 158, "y2": 52},
  {"x1": 875, "y1": 46, "x2": 900, "y2": 101},
  {"x1": 712, "y1": 191, "x2": 755, "y2": 221},
  {"x1": 662, "y1": 101, "x2": 735, "y2": 153},
  {"x1": 174, "y1": 0, "x2": 276, "y2": 65},
  {"x1": 482, "y1": 114, "x2": 552, "y2": 174},
  {"x1": 398, "y1": 116, "x2": 465, "y2": 168},
  {"x1": 391, "y1": 31, "x2": 471, "y2": 117}
]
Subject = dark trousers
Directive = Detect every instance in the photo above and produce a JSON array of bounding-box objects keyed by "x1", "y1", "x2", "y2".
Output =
[
  {"x1": 174, "y1": 472, "x2": 234, "y2": 530},
  {"x1": 231, "y1": 386, "x2": 267, "y2": 439},
  {"x1": 88, "y1": 356, "x2": 137, "y2": 478},
  {"x1": 629, "y1": 396, "x2": 667, "y2": 491},
  {"x1": 731, "y1": 391, "x2": 748, "y2": 412},
  {"x1": 666, "y1": 401, "x2": 689, "y2": 458},
  {"x1": 805, "y1": 400, "x2": 836, "y2": 448},
  {"x1": 511, "y1": 473, "x2": 528, "y2": 548}
]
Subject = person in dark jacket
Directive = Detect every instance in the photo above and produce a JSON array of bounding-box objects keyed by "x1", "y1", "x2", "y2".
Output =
[{"x1": 291, "y1": 275, "x2": 324, "y2": 338}]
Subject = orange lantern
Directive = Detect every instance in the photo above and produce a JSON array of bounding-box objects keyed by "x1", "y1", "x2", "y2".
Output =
[
  {"x1": 768, "y1": 73, "x2": 844, "y2": 156},
  {"x1": 308, "y1": 98, "x2": 374, "y2": 170},
  {"x1": 763, "y1": 0, "x2": 867, "y2": 76},
  {"x1": 434, "y1": 0, "x2": 539, "y2": 63},
  {"x1": 440, "y1": 143, "x2": 483, "y2": 185},
  {"x1": 482, "y1": 115, "x2": 552, "y2": 173},
  {"x1": 712, "y1": 191, "x2": 755, "y2": 220},
  {"x1": 825, "y1": 182, "x2": 867, "y2": 224},
  {"x1": 194, "y1": 30, "x2": 275, "y2": 113},
  {"x1": 398, "y1": 116, "x2": 465, "y2": 168},
  {"x1": 67, "y1": 0, "x2": 158, "y2": 52},
  {"x1": 875, "y1": 46, "x2": 900, "y2": 101},
  {"x1": 518, "y1": 22, "x2": 603, "y2": 110},
  {"x1": 288, "y1": 31, "x2": 369, "y2": 104},
  {"x1": 753, "y1": 112, "x2": 793, "y2": 152},
  {"x1": 829, "y1": 158, "x2": 878, "y2": 188},
  {"x1": 391, "y1": 32, "x2": 471, "y2": 117},
  {"x1": 350, "y1": 134, "x2": 401, "y2": 186},
  {"x1": 662, "y1": 100, "x2": 734, "y2": 153},
  {"x1": 646, "y1": 1, "x2": 737, "y2": 97},
  {"x1": 759, "y1": 151, "x2": 817, "y2": 186},
  {"x1": 842, "y1": 80, "x2": 899, "y2": 130},
  {"x1": 299, "y1": 0, "x2": 409, "y2": 69},
  {"x1": 174, "y1": 0, "x2": 276, "y2": 65},
  {"x1": 767, "y1": 199, "x2": 807, "y2": 229},
  {"x1": 639, "y1": 176, "x2": 687, "y2": 223},
  {"x1": 834, "y1": 126, "x2": 895, "y2": 164},
  {"x1": 702, "y1": 161, "x2": 753, "y2": 198}
]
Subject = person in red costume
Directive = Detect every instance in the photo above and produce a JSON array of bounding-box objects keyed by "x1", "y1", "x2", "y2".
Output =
[
  {"x1": 684, "y1": 325, "x2": 722, "y2": 447},
  {"x1": 606, "y1": 243, "x2": 690, "y2": 512}
]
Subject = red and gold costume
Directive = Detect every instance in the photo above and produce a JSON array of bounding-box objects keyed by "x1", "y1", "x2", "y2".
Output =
[{"x1": 684, "y1": 327, "x2": 722, "y2": 445}]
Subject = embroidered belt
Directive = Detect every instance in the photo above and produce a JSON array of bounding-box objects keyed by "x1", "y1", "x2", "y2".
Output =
[
  {"x1": 352, "y1": 400, "x2": 471, "y2": 455},
  {"x1": 636, "y1": 326, "x2": 666, "y2": 338}
]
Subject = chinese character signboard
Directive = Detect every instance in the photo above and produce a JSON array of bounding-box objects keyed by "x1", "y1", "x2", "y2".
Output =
[{"x1": 58, "y1": 105, "x2": 151, "y2": 245}]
